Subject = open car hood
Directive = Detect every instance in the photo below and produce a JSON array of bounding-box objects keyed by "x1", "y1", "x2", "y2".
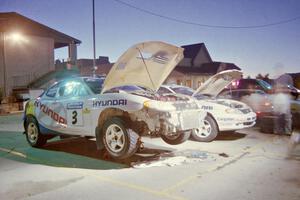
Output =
[
  {"x1": 192, "y1": 69, "x2": 242, "y2": 97},
  {"x1": 101, "y1": 41, "x2": 184, "y2": 93}
]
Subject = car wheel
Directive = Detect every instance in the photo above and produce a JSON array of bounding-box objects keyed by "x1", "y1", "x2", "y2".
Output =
[
  {"x1": 102, "y1": 117, "x2": 139, "y2": 159},
  {"x1": 191, "y1": 115, "x2": 218, "y2": 142},
  {"x1": 25, "y1": 116, "x2": 47, "y2": 147},
  {"x1": 161, "y1": 130, "x2": 191, "y2": 145}
]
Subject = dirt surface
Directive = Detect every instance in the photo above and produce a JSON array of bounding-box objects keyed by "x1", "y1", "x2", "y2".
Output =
[{"x1": 0, "y1": 113, "x2": 299, "y2": 200}]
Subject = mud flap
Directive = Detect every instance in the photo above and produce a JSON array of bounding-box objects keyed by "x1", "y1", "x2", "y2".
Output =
[{"x1": 95, "y1": 126, "x2": 104, "y2": 150}]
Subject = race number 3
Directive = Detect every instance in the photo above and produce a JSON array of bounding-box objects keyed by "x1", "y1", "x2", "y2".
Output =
[
  {"x1": 67, "y1": 109, "x2": 83, "y2": 126},
  {"x1": 72, "y1": 110, "x2": 78, "y2": 124}
]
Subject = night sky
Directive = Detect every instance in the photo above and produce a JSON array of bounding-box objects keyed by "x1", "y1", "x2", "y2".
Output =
[{"x1": 1, "y1": 0, "x2": 300, "y2": 77}]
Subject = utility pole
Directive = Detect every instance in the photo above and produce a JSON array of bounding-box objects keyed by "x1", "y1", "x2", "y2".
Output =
[
  {"x1": 1, "y1": 32, "x2": 7, "y2": 97},
  {"x1": 92, "y1": 0, "x2": 97, "y2": 77}
]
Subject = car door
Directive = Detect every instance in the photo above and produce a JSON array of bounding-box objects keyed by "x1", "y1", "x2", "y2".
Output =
[
  {"x1": 35, "y1": 82, "x2": 68, "y2": 134},
  {"x1": 55, "y1": 80, "x2": 92, "y2": 136}
]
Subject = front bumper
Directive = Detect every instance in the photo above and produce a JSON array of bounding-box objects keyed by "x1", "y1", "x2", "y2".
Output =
[
  {"x1": 164, "y1": 109, "x2": 206, "y2": 132},
  {"x1": 217, "y1": 112, "x2": 256, "y2": 131}
]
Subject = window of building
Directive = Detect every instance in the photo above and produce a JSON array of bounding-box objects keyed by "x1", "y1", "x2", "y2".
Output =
[
  {"x1": 176, "y1": 80, "x2": 183, "y2": 85},
  {"x1": 185, "y1": 80, "x2": 192, "y2": 88},
  {"x1": 198, "y1": 81, "x2": 203, "y2": 87}
]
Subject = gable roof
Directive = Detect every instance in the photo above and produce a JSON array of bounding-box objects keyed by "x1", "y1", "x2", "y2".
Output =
[
  {"x1": 288, "y1": 72, "x2": 300, "y2": 78},
  {"x1": 0, "y1": 12, "x2": 81, "y2": 48},
  {"x1": 175, "y1": 62, "x2": 241, "y2": 75},
  {"x1": 181, "y1": 43, "x2": 213, "y2": 63}
]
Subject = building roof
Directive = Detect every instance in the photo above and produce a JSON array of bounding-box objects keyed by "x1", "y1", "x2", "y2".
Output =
[
  {"x1": 181, "y1": 43, "x2": 212, "y2": 63},
  {"x1": 175, "y1": 62, "x2": 241, "y2": 75},
  {"x1": 0, "y1": 12, "x2": 81, "y2": 48},
  {"x1": 288, "y1": 72, "x2": 300, "y2": 78}
]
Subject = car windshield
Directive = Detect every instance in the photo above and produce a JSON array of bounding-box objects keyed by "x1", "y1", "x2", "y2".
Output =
[
  {"x1": 117, "y1": 85, "x2": 144, "y2": 91},
  {"x1": 84, "y1": 78, "x2": 104, "y2": 94},
  {"x1": 258, "y1": 79, "x2": 272, "y2": 91},
  {"x1": 170, "y1": 86, "x2": 195, "y2": 96},
  {"x1": 107, "y1": 85, "x2": 145, "y2": 93}
]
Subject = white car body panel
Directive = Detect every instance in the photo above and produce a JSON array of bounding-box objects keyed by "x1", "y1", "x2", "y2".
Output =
[
  {"x1": 31, "y1": 87, "x2": 206, "y2": 136},
  {"x1": 160, "y1": 70, "x2": 256, "y2": 132},
  {"x1": 193, "y1": 69, "x2": 242, "y2": 97},
  {"x1": 25, "y1": 42, "x2": 206, "y2": 141},
  {"x1": 198, "y1": 99, "x2": 256, "y2": 131}
]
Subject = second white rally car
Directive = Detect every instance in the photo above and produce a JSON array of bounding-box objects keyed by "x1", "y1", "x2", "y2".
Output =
[
  {"x1": 23, "y1": 41, "x2": 206, "y2": 159},
  {"x1": 159, "y1": 70, "x2": 256, "y2": 142}
]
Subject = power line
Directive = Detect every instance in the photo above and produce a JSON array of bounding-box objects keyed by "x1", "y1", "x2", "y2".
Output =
[{"x1": 113, "y1": 0, "x2": 300, "y2": 29}]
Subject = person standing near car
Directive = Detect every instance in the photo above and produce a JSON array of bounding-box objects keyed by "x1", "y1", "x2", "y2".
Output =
[
  {"x1": 272, "y1": 66, "x2": 294, "y2": 134},
  {"x1": 272, "y1": 65, "x2": 300, "y2": 156}
]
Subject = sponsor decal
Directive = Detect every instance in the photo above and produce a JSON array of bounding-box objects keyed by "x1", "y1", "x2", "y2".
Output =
[
  {"x1": 83, "y1": 108, "x2": 91, "y2": 114},
  {"x1": 34, "y1": 101, "x2": 67, "y2": 125},
  {"x1": 201, "y1": 105, "x2": 213, "y2": 110},
  {"x1": 67, "y1": 102, "x2": 83, "y2": 110},
  {"x1": 93, "y1": 99, "x2": 127, "y2": 107},
  {"x1": 218, "y1": 117, "x2": 234, "y2": 121}
]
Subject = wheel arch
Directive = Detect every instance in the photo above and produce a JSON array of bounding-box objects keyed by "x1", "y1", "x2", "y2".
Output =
[
  {"x1": 97, "y1": 108, "x2": 131, "y2": 129},
  {"x1": 206, "y1": 112, "x2": 219, "y2": 132},
  {"x1": 95, "y1": 108, "x2": 131, "y2": 149},
  {"x1": 23, "y1": 114, "x2": 38, "y2": 130}
]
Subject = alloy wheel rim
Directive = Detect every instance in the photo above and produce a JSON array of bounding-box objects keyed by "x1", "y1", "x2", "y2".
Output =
[
  {"x1": 105, "y1": 124, "x2": 125, "y2": 153},
  {"x1": 194, "y1": 120, "x2": 212, "y2": 138},
  {"x1": 27, "y1": 122, "x2": 38, "y2": 143}
]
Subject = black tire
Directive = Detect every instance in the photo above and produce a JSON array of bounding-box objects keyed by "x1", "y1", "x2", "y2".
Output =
[
  {"x1": 161, "y1": 130, "x2": 191, "y2": 145},
  {"x1": 191, "y1": 115, "x2": 218, "y2": 142},
  {"x1": 25, "y1": 116, "x2": 47, "y2": 147},
  {"x1": 102, "y1": 117, "x2": 139, "y2": 159}
]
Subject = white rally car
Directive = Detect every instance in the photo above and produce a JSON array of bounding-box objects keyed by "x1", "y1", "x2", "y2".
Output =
[
  {"x1": 159, "y1": 70, "x2": 256, "y2": 142},
  {"x1": 23, "y1": 41, "x2": 206, "y2": 159}
]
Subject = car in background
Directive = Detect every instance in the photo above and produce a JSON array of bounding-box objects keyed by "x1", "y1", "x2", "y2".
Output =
[
  {"x1": 218, "y1": 89, "x2": 273, "y2": 121},
  {"x1": 23, "y1": 41, "x2": 207, "y2": 159},
  {"x1": 273, "y1": 84, "x2": 300, "y2": 100},
  {"x1": 159, "y1": 70, "x2": 256, "y2": 142},
  {"x1": 224, "y1": 78, "x2": 300, "y2": 125},
  {"x1": 229, "y1": 78, "x2": 299, "y2": 100}
]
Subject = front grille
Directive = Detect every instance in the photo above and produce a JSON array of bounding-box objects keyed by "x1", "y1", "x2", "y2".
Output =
[{"x1": 244, "y1": 122, "x2": 254, "y2": 126}]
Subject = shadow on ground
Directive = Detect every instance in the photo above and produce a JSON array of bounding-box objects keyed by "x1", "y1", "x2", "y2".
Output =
[
  {"x1": 215, "y1": 131, "x2": 247, "y2": 141},
  {"x1": 44, "y1": 137, "x2": 173, "y2": 167},
  {"x1": 0, "y1": 131, "x2": 173, "y2": 170}
]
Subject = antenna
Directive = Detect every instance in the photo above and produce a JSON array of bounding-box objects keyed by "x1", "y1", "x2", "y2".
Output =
[{"x1": 92, "y1": 0, "x2": 97, "y2": 77}]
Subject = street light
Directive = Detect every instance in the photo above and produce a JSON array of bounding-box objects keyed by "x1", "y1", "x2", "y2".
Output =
[
  {"x1": 1, "y1": 32, "x2": 7, "y2": 97},
  {"x1": 6, "y1": 32, "x2": 28, "y2": 43}
]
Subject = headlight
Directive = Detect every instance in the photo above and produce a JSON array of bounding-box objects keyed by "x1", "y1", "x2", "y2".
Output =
[
  {"x1": 225, "y1": 108, "x2": 242, "y2": 114},
  {"x1": 143, "y1": 100, "x2": 151, "y2": 109},
  {"x1": 143, "y1": 100, "x2": 176, "y2": 111}
]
